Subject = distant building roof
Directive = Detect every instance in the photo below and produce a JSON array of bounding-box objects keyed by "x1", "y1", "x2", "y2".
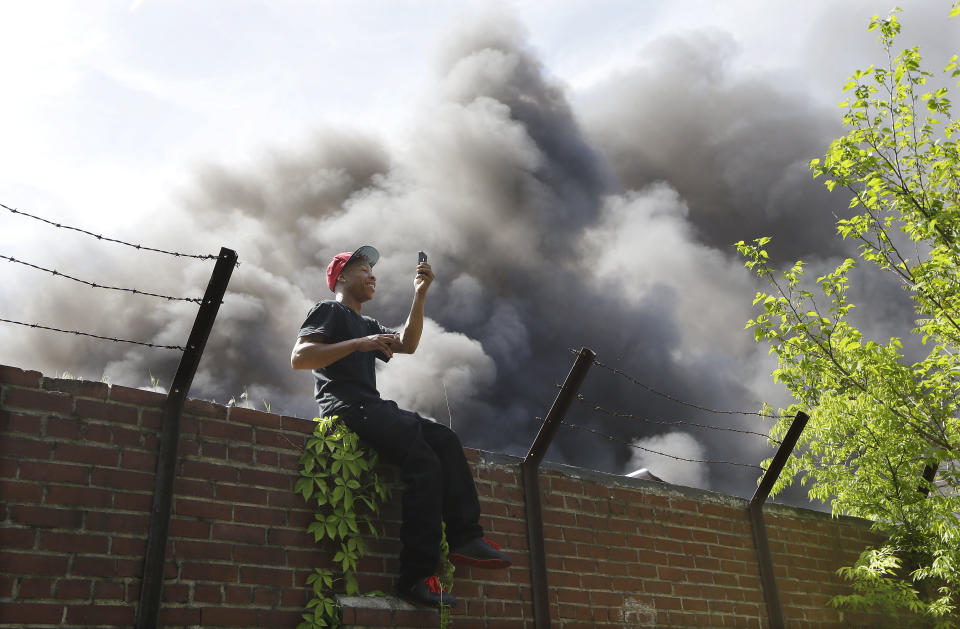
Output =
[{"x1": 626, "y1": 468, "x2": 665, "y2": 482}]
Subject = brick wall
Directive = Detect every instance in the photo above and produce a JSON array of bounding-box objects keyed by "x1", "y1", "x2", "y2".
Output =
[{"x1": 0, "y1": 363, "x2": 888, "y2": 628}]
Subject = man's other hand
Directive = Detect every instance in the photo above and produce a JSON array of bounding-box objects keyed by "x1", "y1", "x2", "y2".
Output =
[{"x1": 356, "y1": 334, "x2": 402, "y2": 358}]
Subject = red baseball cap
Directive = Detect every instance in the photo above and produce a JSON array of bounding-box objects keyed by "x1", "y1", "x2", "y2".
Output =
[{"x1": 326, "y1": 245, "x2": 380, "y2": 292}]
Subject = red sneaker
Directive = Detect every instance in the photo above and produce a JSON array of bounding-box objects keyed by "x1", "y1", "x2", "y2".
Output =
[
  {"x1": 449, "y1": 537, "x2": 512, "y2": 569},
  {"x1": 396, "y1": 575, "x2": 458, "y2": 609}
]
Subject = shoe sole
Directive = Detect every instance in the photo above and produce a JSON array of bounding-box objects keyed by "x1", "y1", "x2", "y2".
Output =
[
  {"x1": 396, "y1": 590, "x2": 458, "y2": 610},
  {"x1": 396, "y1": 594, "x2": 457, "y2": 610},
  {"x1": 448, "y1": 553, "x2": 512, "y2": 569}
]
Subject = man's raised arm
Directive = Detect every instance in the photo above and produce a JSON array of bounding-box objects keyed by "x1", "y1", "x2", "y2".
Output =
[{"x1": 397, "y1": 261, "x2": 434, "y2": 354}]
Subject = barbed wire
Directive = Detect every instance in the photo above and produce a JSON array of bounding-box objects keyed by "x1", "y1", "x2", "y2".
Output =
[
  {"x1": 0, "y1": 317, "x2": 185, "y2": 351},
  {"x1": 2, "y1": 202, "x2": 220, "y2": 261},
  {"x1": 572, "y1": 392, "x2": 782, "y2": 443},
  {"x1": 571, "y1": 348, "x2": 784, "y2": 420},
  {"x1": 1, "y1": 254, "x2": 204, "y2": 304},
  {"x1": 540, "y1": 416, "x2": 764, "y2": 470}
]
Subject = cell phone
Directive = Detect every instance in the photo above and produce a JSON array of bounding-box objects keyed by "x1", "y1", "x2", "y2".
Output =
[{"x1": 418, "y1": 251, "x2": 428, "y2": 264}]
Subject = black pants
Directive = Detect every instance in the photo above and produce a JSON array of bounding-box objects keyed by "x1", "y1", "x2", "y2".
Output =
[{"x1": 341, "y1": 399, "x2": 484, "y2": 585}]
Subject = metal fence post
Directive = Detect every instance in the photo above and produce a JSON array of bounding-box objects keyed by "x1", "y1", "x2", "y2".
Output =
[
  {"x1": 135, "y1": 247, "x2": 237, "y2": 629},
  {"x1": 748, "y1": 411, "x2": 809, "y2": 629},
  {"x1": 521, "y1": 347, "x2": 595, "y2": 629}
]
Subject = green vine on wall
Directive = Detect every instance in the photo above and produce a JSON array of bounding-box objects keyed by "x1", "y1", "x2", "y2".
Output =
[
  {"x1": 295, "y1": 415, "x2": 392, "y2": 629},
  {"x1": 294, "y1": 414, "x2": 456, "y2": 628}
]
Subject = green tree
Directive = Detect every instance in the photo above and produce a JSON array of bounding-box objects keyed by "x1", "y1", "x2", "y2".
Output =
[{"x1": 737, "y1": 5, "x2": 960, "y2": 625}]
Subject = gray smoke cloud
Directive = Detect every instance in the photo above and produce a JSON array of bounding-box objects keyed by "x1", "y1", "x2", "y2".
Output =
[{"x1": 3, "y1": 5, "x2": 954, "y2": 506}]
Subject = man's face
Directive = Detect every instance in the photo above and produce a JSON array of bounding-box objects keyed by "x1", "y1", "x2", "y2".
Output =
[{"x1": 339, "y1": 259, "x2": 376, "y2": 301}]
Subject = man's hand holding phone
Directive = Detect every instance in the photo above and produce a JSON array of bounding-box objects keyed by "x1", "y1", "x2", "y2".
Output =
[{"x1": 415, "y1": 251, "x2": 434, "y2": 295}]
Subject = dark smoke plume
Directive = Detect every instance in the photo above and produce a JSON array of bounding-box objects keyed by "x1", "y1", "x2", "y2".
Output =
[{"x1": 5, "y1": 5, "x2": 952, "y2": 505}]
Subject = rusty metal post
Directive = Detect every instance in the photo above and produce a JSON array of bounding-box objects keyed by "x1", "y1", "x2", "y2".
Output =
[
  {"x1": 521, "y1": 347, "x2": 596, "y2": 629},
  {"x1": 136, "y1": 247, "x2": 237, "y2": 629},
  {"x1": 748, "y1": 410, "x2": 809, "y2": 629}
]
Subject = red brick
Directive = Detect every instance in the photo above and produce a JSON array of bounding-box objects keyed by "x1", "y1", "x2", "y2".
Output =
[
  {"x1": 0, "y1": 479, "x2": 43, "y2": 502},
  {"x1": 174, "y1": 477, "x2": 216, "y2": 499},
  {"x1": 1, "y1": 526, "x2": 36, "y2": 549},
  {"x1": 86, "y1": 511, "x2": 149, "y2": 533},
  {"x1": 65, "y1": 604, "x2": 135, "y2": 624},
  {"x1": 240, "y1": 565, "x2": 293, "y2": 586},
  {"x1": 55, "y1": 443, "x2": 120, "y2": 466},
  {"x1": 278, "y1": 451, "x2": 300, "y2": 470},
  {"x1": 142, "y1": 409, "x2": 163, "y2": 428},
  {"x1": 17, "y1": 577, "x2": 53, "y2": 599},
  {"x1": 281, "y1": 415, "x2": 315, "y2": 434},
  {"x1": 0, "y1": 435, "x2": 53, "y2": 460},
  {"x1": 182, "y1": 561, "x2": 238, "y2": 582},
  {"x1": 75, "y1": 398, "x2": 139, "y2": 424},
  {"x1": 3, "y1": 411, "x2": 43, "y2": 434},
  {"x1": 43, "y1": 377, "x2": 109, "y2": 399},
  {"x1": 72, "y1": 556, "x2": 122, "y2": 578},
  {"x1": 200, "y1": 441, "x2": 227, "y2": 458},
  {"x1": 229, "y1": 406, "x2": 279, "y2": 427},
  {"x1": 0, "y1": 365, "x2": 43, "y2": 386},
  {"x1": 255, "y1": 609, "x2": 301, "y2": 626},
  {"x1": 46, "y1": 415, "x2": 83, "y2": 439},
  {"x1": 269, "y1": 489, "x2": 303, "y2": 509},
  {"x1": 199, "y1": 419, "x2": 253, "y2": 442},
  {"x1": 37, "y1": 531, "x2": 109, "y2": 554},
  {"x1": 175, "y1": 497, "x2": 232, "y2": 520},
  {"x1": 110, "y1": 535, "x2": 147, "y2": 557},
  {"x1": 121, "y1": 450, "x2": 157, "y2": 471},
  {"x1": 162, "y1": 583, "x2": 190, "y2": 603},
  {"x1": 4, "y1": 388, "x2": 73, "y2": 414},
  {"x1": 179, "y1": 439, "x2": 200, "y2": 457},
  {"x1": 46, "y1": 485, "x2": 112, "y2": 508},
  {"x1": 267, "y1": 527, "x2": 313, "y2": 548},
  {"x1": 113, "y1": 426, "x2": 142, "y2": 447},
  {"x1": 159, "y1": 607, "x2": 202, "y2": 625},
  {"x1": 93, "y1": 580, "x2": 126, "y2": 600},
  {"x1": 195, "y1": 583, "x2": 223, "y2": 603},
  {"x1": 234, "y1": 504, "x2": 285, "y2": 526},
  {"x1": 169, "y1": 518, "x2": 211, "y2": 539},
  {"x1": 184, "y1": 398, "x2": 228, "y2": 419},
  {"x1": 18, "y1": 460, "x2": 88, "y2": 484},
  {"x1": 91, "y1": 467, "x2": 154, "y2": 491},
  {"x1": 173, "y1": 539, "x2": 232, "y2": 561},
  {"x1": 180, "y1": 460, "x2": 238, "y2": 483},
  {"x1": 1, "y1": 551, "x2": 70, "y2": 575},
  {"x1": 108, "y1": 385, "x2": 166, "y2": 406},
  {"x1": 216, "y1": 483, "x2": 269, "y2": 504},
  {"x1": 0, "y1": 602, "x2": 64, "y2": 623},
  {"x1": 56, "y1": 579, "x2": 92, "y2": 599},
  {"x1": 10, "y1": 505, "x2": 83, "y2": 528},
  {"x1": 228, "y1": 444, "x2": 253, "y2": 463},
  {"x1": 238, "y1": 468, "x2": 291, "y2": 490},
  {"x1": 209, "y1": 522, "x2": 267, "y2": 545}
]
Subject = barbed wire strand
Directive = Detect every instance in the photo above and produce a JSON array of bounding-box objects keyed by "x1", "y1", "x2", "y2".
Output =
[
  {"x1": 573, "y1": 392, "x2": 783, "y2": 443},
  {"x1": 1, "y1": 254, "x2": 204, "y2": 304},
  {"x1": 539, "y1": 416, "x2": 764, "y2": 470},
  {"x1": 2, "y1": 202, "x2": 220, "y2": 261},
  {"x1": 570, "y1": 348, "x2": 783, "y2": 420},
  {"x1": 0, "y1": 317, "x2": 185, "y2": 351}
]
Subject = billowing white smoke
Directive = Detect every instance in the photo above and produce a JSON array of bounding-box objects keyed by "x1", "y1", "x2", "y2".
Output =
[
  {"x1": 376, "y1": 318, "x2": 497, "y2": 425},
  {"x1": 628, "y1": 432, "x2": 709, "y2": 489}
]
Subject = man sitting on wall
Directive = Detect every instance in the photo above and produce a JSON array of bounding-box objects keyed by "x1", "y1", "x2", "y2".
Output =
[{"x1": 291, "y1": 245, "x2": 511, "y2": 608}]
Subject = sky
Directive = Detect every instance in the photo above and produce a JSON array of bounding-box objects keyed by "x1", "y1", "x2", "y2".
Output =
[{"x1": 1, "y1": 1, "x2": 958, "y2": 506}]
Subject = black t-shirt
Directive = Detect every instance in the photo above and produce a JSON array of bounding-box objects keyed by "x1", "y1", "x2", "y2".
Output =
[{"x1": 298, "y1": 300, "x2": 397, "y2": 416}]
